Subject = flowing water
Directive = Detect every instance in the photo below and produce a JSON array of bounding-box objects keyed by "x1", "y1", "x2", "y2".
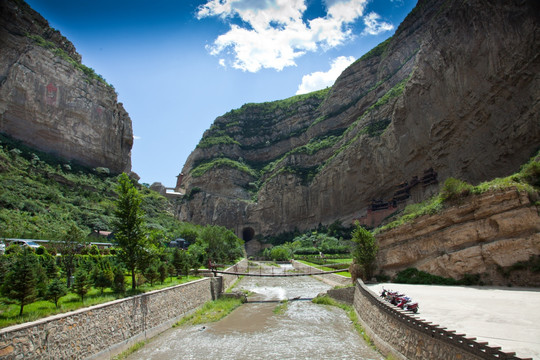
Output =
[{"x1": 127, "y1": 263, "x2": 383, "y2": 360}]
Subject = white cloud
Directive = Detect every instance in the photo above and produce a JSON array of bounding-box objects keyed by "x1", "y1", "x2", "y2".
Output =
[
  {"x1": 197, "y1": 0, "x2": 391, "y2": 72},
  {"x1": 296, "y1": 55, "x2": 355, "y2": 94},
  {"x1": 362, "y1": 12, "x2": 394, "y2": 35}
]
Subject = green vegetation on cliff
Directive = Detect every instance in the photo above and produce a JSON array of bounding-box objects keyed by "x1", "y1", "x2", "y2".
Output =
[
  {"x1": 355, "y1": 36, "x2": 392, "y2": 63},
  {"x1": 191, "y1": 157, "x2": 259, "y2": 178},
  {"x1": 27, "y1": 34, "x2": 112, "y2": 88},
  {"x1": 185, "y1": 42, "x2": 418, "y2": 197},
  {"x1": 203, "y1": 87, "x2": 330, "y2": 145},
  {"x1": 222, "y1": 87, "x2": 330, "y2": 121},
  {"x1": 375, "y1": 151, "x2": 540, "y2": 234},
  {"x1": 197, "y1": 133, "x2": 240, "y2": 149}
]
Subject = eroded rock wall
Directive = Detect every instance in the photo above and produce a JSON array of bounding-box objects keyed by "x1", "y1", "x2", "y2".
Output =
[
  {"x1": 376, "y1": 189, "x2": 540, "y2": 285},
  {"x1": 0, "y1": 0, "x2": 132, "y2": 173},
  {"x1": 178, "y1": 0, "x2": 540, "y2": 239}
]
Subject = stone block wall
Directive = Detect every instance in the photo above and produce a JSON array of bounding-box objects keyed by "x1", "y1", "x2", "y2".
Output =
[
  {"x1": 0, "y1": 261, "x2": 244, "y2": 360},
  {"x1": 222, "y1": 259, "x2": 247, "y2": 289},
  {"x1": 353, "y1": 280, "x2": 526, "y2": 360},
  {"x1": 326, "y1": 287, "x2": 355, "y2": 305}
]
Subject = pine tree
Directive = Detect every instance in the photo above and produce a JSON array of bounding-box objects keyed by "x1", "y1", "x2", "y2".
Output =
[
  {"x1": 144, "y1": 264, "x2": 159, "y2": 286},
  {"x1": 113, "y1": 173, "x2": 147, "y2": 290},
  {"x1": 59, "y1": 224, "x2": 85, "y2": 288},
  {"x1": 351, "y1": 222, "x2": 378, "y2": 281},
  {"x1": 73, "y1": 269, "x2": 91, "y2": 303},
  {"x1": 46, "y1": 278, "x2": 67, "y2": 308},
  {"x1": 4, "y1": 248, "x2": 38, "y2": 316},
  {"x1": 91, "y1": 258, "x2": 113, "y2": 295},
  {"x1": 112, "y1": 266, "x2": 126, "y2": 294},
  {"x1": 158, "y1": 262, "x2": 167, "y2": 284}
]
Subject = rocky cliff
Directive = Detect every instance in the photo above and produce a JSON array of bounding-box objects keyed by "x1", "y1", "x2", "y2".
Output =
[
  {"x1": 179, "y1": 0, "x2": 540, "y2": 240},
  {"x1": 376, "y1": 188, "x2": 540, "y2": 286},
  {"x1": 0, "y1": 0, "x2": 132, "y2": 173}
]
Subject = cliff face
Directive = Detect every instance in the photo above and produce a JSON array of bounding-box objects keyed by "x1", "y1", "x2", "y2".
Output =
[
  {"x1": 376, "y1": 189, "x2": 540, "y2": 286},
  {"x1": 0, "y1": 0, "x2": 132, "y2": 173},
  {"x1": 179, "y1": 0, "x2": 540, "y2": 239}
]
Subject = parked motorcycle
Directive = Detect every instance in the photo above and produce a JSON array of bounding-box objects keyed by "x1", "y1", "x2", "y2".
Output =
[
  {"x1": 380, "y1": 288, "x2": 419, "y2": 313},
  {"x1": 396, "y1": 296, "x2": 419, "y2": 313}
]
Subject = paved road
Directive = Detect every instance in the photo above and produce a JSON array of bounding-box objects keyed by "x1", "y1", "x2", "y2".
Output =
[{"x1": 366, "y1": 283, "x2": 540, "y2": 360}]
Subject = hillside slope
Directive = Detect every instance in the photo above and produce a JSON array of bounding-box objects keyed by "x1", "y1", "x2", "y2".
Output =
[
  {"x1": 179, "y1": 0, "x2": 540, "y2": 239},
  {"x1": 0, "y1": 134, "x2": 176, "y2": 241}
]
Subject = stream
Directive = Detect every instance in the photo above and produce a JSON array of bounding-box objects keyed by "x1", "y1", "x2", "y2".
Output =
[{"x1": 127, "y1": 263, "x2": 383, "y2": 360}]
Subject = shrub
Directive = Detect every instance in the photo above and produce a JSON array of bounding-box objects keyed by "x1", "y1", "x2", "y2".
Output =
[
  {"x1": 270, "y1": 246, "x2": 291, "y2": 261},
  {"x1": 394, "y1": 268, "x2": 457, "y2": 285},
  {"x1": 440, "y1": 177, "x2": 474, "y2": 202},
  {"x1": 351, "y1": 223, "x2": 378, "y2": 280},
  {"x1": 112, "y1": 267, "x2": 126, "y2": 294},
  {"x1": 520, "y1": 157, "x2": 540, "y2": 187}
]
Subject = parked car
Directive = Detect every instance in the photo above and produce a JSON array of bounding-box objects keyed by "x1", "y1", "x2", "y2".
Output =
[
  {"x1": 169, "y1": 238, "x2": 189, "y2": 250},
  {"x1": 10, "y1": 239, "x2": 41, "y2": 249}
]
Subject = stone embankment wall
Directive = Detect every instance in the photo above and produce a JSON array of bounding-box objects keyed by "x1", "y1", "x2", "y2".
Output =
[
  {"x1": 0, "y1": 260, "x2": 245, "y2": 360},
  {"x1": 353, "y1": 280, "x2": 527, "y2": 360},
  {"x1": 376, "y1": 189, "x2": 540, "y2": 285},
  {"x1": 291, "y1": 260, "x2": 351, "y2": 287}
]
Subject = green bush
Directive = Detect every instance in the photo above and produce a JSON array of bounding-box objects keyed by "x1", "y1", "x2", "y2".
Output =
[
  {"x1": 440, "y1": 177, "x2": 474, "y2": 202},
  {"x1": 393, "y1": 268, "x2": 482, "y2": 286}
]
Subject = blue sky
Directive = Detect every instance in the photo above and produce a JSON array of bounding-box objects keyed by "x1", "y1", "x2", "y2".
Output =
[{"x1": 25, "y1": 0, "x2": 416, "y2": 186}]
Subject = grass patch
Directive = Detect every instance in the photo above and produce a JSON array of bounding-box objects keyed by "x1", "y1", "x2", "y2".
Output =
[
  {"x1": 297, "y1": 260, "x2": 351, "y2": 277},
  {"x1": 173, "y1": 297, "x2": 243, "y2": 327},
  {"x1": 0, "y1": 275, "x2": 202, "y2": 329},
  {"x1": 225, "y1": 276, "x2": 244, "y2": 293},
  {"x1": 273, "y1": 299, "x2": 288, "y2": 315},
  {"x1": 112, "y1": 340, "x2": 147, "y2": 360},
  {"x1": 312, "y1": 295, "x2": 374, "y2": 347}
]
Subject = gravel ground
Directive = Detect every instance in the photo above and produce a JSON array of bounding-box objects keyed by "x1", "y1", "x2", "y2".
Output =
[{"x1": 366, "y1": 283, "x2": 540, "y2": 360}]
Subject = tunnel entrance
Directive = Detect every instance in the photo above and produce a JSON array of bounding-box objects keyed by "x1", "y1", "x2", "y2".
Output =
[{"x1": 242, "y1": 227, "x2": 255, "y2": 241}]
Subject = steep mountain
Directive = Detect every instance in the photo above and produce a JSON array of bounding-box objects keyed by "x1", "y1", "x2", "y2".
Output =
[
  {"x1": 0, "y1": 0, "x2": 132, "y2": 174},
  {"x1": 179, "y1": 0, "x2": 539, "y2": 240}
]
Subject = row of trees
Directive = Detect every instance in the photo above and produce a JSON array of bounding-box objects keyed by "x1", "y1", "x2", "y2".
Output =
[
  {"x1": 112, "y1": 173, "x2": 244, "y2": 290},
  {"x1": 262, "y1": 231, "x2": 352, "y2": 261},
  {"x1": 0, "y1": 173, "x2": 245, "y2": 316},
  {"x1": 261, "y1": 223, "x2": 378, "y2": 281}
]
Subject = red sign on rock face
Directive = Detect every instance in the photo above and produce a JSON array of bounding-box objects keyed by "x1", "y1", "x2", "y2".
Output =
[{"x1": 46, "y1": 82, "x2": 57, "y2": 105}]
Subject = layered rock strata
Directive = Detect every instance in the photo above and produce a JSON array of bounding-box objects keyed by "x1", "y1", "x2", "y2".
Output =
[
  {"x1": 0, "y1": 0, "x2": 132, "y2": 173},
  {"x1": 179, "y1": 0, "x2": 539, "y2": 240},
  {"x1": 376, "y1": 189, "x2": 540, "y2": 286}
]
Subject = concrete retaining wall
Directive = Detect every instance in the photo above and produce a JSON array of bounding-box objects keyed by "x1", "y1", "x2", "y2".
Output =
[
  {"x1": 353, "y1": 280, "x2": 526, "y2": 360},
  {"x1": 0, "y1": 261, "x2": 245, "y2": 360}
]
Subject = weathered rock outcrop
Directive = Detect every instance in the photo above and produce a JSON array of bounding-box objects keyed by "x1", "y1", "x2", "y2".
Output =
[
  {"x1": 0, "y1": 0, "x2": 132, "y2": 173},
  {"x1": 376, "y1": 188, "x2": 540, "y2": 286},
  {"x1": 179, "y1": 0, "x2": 540, "y2": 240}
]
